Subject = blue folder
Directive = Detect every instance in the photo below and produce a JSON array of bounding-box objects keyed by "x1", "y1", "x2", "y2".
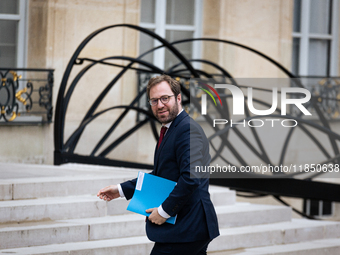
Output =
[{"x1": 127, "y1": 172, "x2": 177, "y2": 224}]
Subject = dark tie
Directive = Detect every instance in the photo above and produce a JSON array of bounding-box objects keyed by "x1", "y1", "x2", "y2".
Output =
[{"x1": 158, "y1": 126, "x2": 168, "y2": 149}]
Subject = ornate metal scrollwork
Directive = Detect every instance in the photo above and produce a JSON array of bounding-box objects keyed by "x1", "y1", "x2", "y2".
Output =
[
  {"x1": 0, "y1": 69, "x2": 54, "y2": 124},
  {"x1": 290, "y1": 77, "x2": 340, "y2": 120},
  {"x1": 0, "y1": 71, "x2": 19, "y2": 122},
  {"x1": 313, "y1": 77, "x2": 340, "y2": 119}
]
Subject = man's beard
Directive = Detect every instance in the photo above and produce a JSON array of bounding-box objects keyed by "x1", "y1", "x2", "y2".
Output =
[{"x1": 154, "y1": 102, "x2": 179, "y2": 124}]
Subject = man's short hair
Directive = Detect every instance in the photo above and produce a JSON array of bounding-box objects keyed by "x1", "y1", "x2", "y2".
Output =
[{"x1": 147, "y1": 75, "x2": 181, "y2": 99}]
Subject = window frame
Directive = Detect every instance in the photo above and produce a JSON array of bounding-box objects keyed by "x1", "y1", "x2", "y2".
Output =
[
  {"x1": 292, "y1": 0, "x2": 339, "y2": 76},
  {"x1": 0, "y1": 0, "x2": 28, "y2": 68},
  {"x1": 139, "y1": 0, "x2": 203, "y2": 70}
]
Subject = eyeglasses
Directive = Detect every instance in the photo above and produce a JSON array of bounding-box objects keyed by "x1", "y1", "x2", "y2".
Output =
[{"x1": 148, "y1": 95, "x2": 174, "y2": 106}]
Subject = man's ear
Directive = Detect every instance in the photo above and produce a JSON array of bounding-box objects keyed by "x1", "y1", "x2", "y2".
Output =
[{"x1": 177, "y1": 93, "x2": 181, "y2": 104}]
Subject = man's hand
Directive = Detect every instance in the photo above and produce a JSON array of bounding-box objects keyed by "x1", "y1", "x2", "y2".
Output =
[
  {"x1": 146, "y1": 208, "x2": 167, "y2": 225},
  {"x1": 97, "y1": 185, "x2": 120, "y2": 202}
]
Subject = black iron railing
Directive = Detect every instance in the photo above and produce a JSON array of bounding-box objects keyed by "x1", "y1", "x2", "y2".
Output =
[
  {"x1": 0, "y1": 68, "x2": 54, "y2": 124},
  {"x1": 293, "y1": 76, "x2": 340, "y2": 120}
]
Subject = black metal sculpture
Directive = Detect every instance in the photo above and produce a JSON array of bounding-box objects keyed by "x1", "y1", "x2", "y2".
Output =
[{"x1": 54, "y1": 24, "x2": 340, "y2": 218}]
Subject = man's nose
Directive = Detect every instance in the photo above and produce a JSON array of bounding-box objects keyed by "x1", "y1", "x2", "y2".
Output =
[{"x1": 157, "y1": 99, "x2": 165, "y2": 107}]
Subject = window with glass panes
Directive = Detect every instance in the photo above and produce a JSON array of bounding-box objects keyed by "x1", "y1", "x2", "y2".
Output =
[
  {"x1": 292, "y1": 0, "x2": 339, "y2": 76},
  {"x1": 0, "y1": 0, "x2": 27, "y2": 68},
  {"x1": 139, "y1": 0, "x2": 202, "y2": 71},
  {"x1": 293, "y1": 0, "x2": 338, "y2": 217}
]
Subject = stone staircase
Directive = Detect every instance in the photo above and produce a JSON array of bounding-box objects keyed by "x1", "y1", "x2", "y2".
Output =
[{"x1": 0, "y1": 163, "x2": 339, "y2": 254}]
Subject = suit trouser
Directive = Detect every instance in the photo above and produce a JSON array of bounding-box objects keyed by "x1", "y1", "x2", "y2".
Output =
[{"x1": 150, "y1": 239, "x2": 211, "y2": 255}]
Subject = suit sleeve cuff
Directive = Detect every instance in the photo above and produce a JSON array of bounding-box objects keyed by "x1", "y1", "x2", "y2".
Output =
[
  {"x1": 158, "y1": 205, "x2": 171, "y2": 219},
  {"x1": 117, "y1": 184, "x2": 125, "y2": 198}
]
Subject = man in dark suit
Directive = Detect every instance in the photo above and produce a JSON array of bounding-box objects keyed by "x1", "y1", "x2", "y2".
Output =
[{"x1": 97, "y1": 75, "x2": 219, "y2": 254}]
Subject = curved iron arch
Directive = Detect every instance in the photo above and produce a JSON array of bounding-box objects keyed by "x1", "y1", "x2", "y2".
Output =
[{"x1": 54, "y1": 24, "x2": 340, "y2": 217}]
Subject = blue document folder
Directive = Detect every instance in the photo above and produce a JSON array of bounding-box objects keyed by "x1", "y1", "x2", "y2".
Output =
[{"x1": 127, "y1": 172, "x2": 177, "y2": 224}]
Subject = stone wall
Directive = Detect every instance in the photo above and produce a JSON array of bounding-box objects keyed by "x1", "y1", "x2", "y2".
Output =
[
  {"x1": 0, "y1": 0, "x2": 147, "y2": 164},
  {"x1": 202, "y1": 0, "x2": 294, "y2": 78}
]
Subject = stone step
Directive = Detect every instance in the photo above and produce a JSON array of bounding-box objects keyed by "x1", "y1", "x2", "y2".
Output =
[
  {"x1": 0, "y1": 163, "x2": 138, "y2": 201},
  {"x1": 209, "y1": 185, "x2": 236, "y2": 206},
  {"x1": 0, "y1": 176, "x2": 129, "y2": 200},
  {"x1": 0, "y1": 163, "x2": 138, "y2": 181},
  {"x1": 208, "y1": 219, "x2": 340, "y2": 252},
  {"x1": 0, "y1": 195, "x2": 115, "y2": 223},
  {"x1": 217, "y1": 238, "x2": 340, "y2": 255},
  {"x1": 0, "y1": 220, "x2": 89, "y2": 250},
  {"x1": 0, "y1": 203, "x2": 291, "y2": 249},
  {"x1": 0, "y1": 185, "x2": 235, "y2": 224},
  {"x1": 0, "y1": 214, "x2": 145, "y2": 249},
  {"x1": 0, "y1": 174, "x2": 235, "y2": 205},
  {"x1": 0, "y1": 236, "x2": 153, "y2": 255},
  {"x1": 215, "y1": 203, "x2": 292, "y2": 228},
  {"x1": 1, "y1": 219, "x2": 339, "y2": 254}
]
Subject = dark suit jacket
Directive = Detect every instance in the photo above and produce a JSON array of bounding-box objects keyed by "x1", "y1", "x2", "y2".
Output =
[{"x1": 121, "y1": 111, "x2": 220, "y2": 243}]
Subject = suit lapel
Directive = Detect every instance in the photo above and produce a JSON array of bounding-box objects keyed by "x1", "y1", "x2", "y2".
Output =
[{"x1": 154, "y1": 111, "x2": 188, "y2": 173}]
